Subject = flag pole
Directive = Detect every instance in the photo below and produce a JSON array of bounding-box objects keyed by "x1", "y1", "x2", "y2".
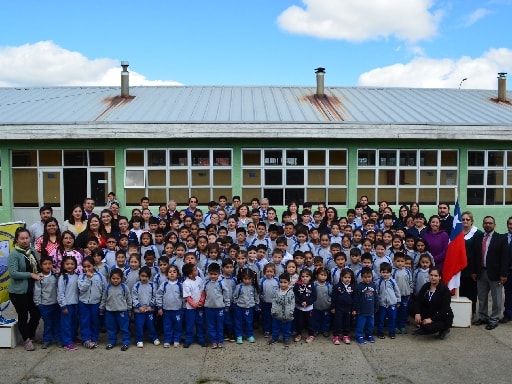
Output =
[{"x1": 454, "y1": 186, "x2": 460, "y2": 299}]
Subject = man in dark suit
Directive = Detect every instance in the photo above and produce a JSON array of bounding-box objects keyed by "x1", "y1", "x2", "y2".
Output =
[
  {"x1": 471, "y1": 216, "x2": 509, "y2": 330},
  {"x1": 502, "y1": 217, "x2": 512, "y2": 322}
]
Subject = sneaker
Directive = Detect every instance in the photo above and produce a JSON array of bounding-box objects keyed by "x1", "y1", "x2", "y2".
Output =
[
  {"x1": 24, "y1": 338, "x2": 35, "y2": 351},
  {"x1": 90, "y1": 342, "x2": 98, "y2": 349},
  {"x1": 356, "y1": 337, "x2": 366, "y2": 345},
  {"x1": 332, "y1": 336, "x2": 340, "y2": 345},
  {"x1": 294, "y1": 334, "x2": 302, "y2": 342},
  {"x1": 247, "y1": 336, "x2": 255, "y2": 343},
  {"x1": 83, "y1": 341, "x2": 92, "y2": 349},
  {"x1": 378, "y1": 334, "x2": 385, "y2": 339},
  {"x1": 173, "y1": 342, "x2": 180, "y2": 348},
  {"x1": 263, "y1": 332, "x2": 270, "y2": 338},
  {"x1": 64, "y1": 343, "x2": 78, "y2": 351},
  {"x1": 401, "y1": 327, "x2": 407, "y2": 334},
  {"x1": 283, "y1": 339, "x2": 290, "y2": 347},
  {"x1": 342, "y1": 336, "x2": 350, "y2": 345},
  {"x1": 153, "y1": 339, "x2": 160, "y2": 346},
  {"x1": 367, "y1": 336, "x2": 375, "y2": 343},
  {"x1": 394, "y1": 328, "x2": 402, "y2": 334},
  {"x1": 163, "y1": 343, "x2": 171, "y2": 348},
  {"x1": 41, "y1": 342, "x2": 50, "y2": 349},
  {"x1": 323, "y1": 332, "x2": 330, "y2": 338},
  {"x1": 120, "y1": 344, "x2": 129, "y2": 351},
  {"x1": 438, "y1": 329, "x2": 450, "y2": 340},
  {"x1": 268, "y1": 338, "x2": 277, "y2": 345},
  {"x1": 389, "y1": 333, "x2": 396, "y2": 339},
  {"x1": 305, "y1": 335, "x2": 314, "y2": 343},
  {"x1": 211, "y1": 343, "x2": 218, "y2": 349},
  {"x1": 183, "y1": 343, "x2": 191, "y2": 348},
  {"x1": 137, "y1": 341, "x2": 144, "y2": 348},
  {"x1": 106, "y1": 344, "x2": 114, "y2": 350},
  {"x1": 217, "y1": 343, "x2": 224, "y2": 348},
  {"x1": 236, "y1": 336, "x2": 243, "y2": 344}
]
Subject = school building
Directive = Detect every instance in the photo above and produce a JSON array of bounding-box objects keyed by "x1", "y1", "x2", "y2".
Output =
[{"x1": 1, "y1": 65, "x2": 512, "y2": 228}]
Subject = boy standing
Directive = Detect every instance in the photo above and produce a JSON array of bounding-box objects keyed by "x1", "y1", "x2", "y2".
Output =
[
  {"x1": 268, "y1": 273, "x2": 295, "y2": 347},
  {"x1": 354, "y1": 267, "x2": 379, "y2": 344},
  {"x1": 376, "y1": 262, "x2": 401, "y2": 339}
]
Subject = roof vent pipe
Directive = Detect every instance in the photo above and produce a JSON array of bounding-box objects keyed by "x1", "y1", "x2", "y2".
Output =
[
  {"x1": 121, "y1": 61, "x2": 129, "y2": 97},
  {"x1": 498, "y1": 72, "x2": 507, "y2": 102},
  {"x1": 315, "y1": 67, "x2": 325, "y2": 97}
]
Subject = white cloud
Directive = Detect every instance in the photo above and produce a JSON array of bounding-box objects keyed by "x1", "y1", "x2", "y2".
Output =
[
  {"x1": 0, "y1": 41, "x2": 181, "y2": 86},
  {"x1": 277, "y1": 0, "x2": 442, "y2": 42},
  {"x1": 358, "y1": 48, "x2": 512, "y2": 89},
  {"x1": 464, "y1": 8, "x2": 491, "y2": 27}
]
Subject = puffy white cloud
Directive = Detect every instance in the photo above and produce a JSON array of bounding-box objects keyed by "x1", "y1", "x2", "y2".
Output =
[
  {"x1": 464, "y1": 8, "x2": 491, "y2": 27},
  {"x1": 358, "y1": 48, "x2": 512, "y2": 88},
  {"x1": 0, "y1": 41, "x2": 181, "y2": 86},
  {"x1": 277, "y1": 0, "x2": 442, "y2": 42}
]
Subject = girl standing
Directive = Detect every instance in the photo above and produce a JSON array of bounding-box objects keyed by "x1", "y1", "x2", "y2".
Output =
[
  {"x1": 132, "y1": 266, "x2": 160, "y2": 348},
  {"x1": 293, "y1": 269, "x2": 316, "y2": 343},
  {"x1": 232, "y1": 268, "x2": 260, "y2": 344},
  {"x1": 331, "y1": 268, "x2": 357, "y2": 345},
  {"x1": 58, "y1": 255, "x2": 79, "y2": 350},
  {"x1": 156, "y1": 265, "x2": 184, "y2": 348},
  {"x1": 140, "y1": 232, "x2": 160, "y2": 261}
]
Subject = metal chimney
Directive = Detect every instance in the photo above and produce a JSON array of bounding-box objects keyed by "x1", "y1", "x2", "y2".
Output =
[
  {"x1": 121, "y1": 61, "x2": 129, "y2": 97},
  {"x1": 315, "y1": 67, "x2": 325, "y2": 97},
  {"x1": 498, "y1": 72, "x2": 507, "y2": 102}
]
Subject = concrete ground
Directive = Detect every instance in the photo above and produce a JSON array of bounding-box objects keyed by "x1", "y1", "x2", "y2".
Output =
[{"x1": 1, "y1": 309, "x2": 511, "y2": 384}]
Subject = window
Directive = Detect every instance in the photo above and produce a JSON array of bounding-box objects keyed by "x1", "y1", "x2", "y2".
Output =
[
  {"x1": 241, "y1": 149, "x2": 347, "y2": 205},
  {"x1": 124, "y1": 149, "x2": 232, "y2": 206},
  {"x1": 357, "y1": 149, "x2": 458, "y2": 205},
  {"x1": 467, "y1": 150, "x2": 512, "y2": 205}
]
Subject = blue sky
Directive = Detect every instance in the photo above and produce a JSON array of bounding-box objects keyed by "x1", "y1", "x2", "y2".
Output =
[{"x1": 0, "y1": 0, "x2": 511, "y2": 89}]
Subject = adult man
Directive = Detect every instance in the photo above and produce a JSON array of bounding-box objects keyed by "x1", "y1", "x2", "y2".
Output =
[
  {"x1": 502, "y1": 217, "x2": 512, "y2": 323},
  {"x1": 471, "y1": 216, "x2": 508, "y2": 330},
  {"x1": 259, "y1": 198, "x2": 270, "y2": 221},
  {"x1": 167, "y1": 199, "x2": 180, "y2": 220},
  {"x1": 140, "y1": 196, "x2": 153, "y2": 216},
  {"x1": 184, "y1": 196, "x2": 198, "y2": 218},
  {"x1": 437, "y1": 202, "x2": 453, "y2": 236},
  {"x1": 29, "y1": 205, "x2": 53, "y2": 245},
  {"x1": 359, "y1": 195, "x2": 373, "y2": 215},
  {"x1": 82, "y1": 198, "x2": 95, "y2": 220}
]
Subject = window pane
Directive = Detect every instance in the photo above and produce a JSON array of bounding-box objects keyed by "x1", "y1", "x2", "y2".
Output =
[
  {"x1": 398, "y1": 188, "x2": 416, "y2": 204},
  {"x1": 264, "y1": 150, "x2": 282, "y2": 166},
  {"x1": 213, "y1": 150, "x2": 231, "y2": 166},
  {"x1": 213, "y1": 188, "x2": 234, "y2": 201},
  {"x1": 12, "y1": 150, "x2": 37, "y2": 167},
  {"x1": 39, "y1": 150, "x2": 62, "y2": 166},
  {"x1": 487, "y1": 188, "x2": 503, "y2": 205},
  {"x1": 286, "y1": 170, "x2": 304, "y2": 185},
  {"x1": 191, "y1": 189, "x2": 210, "y2": 204},
  {"x1": 378, "y1": 170, "x2": 396, "y2": 185},
  {"x1": 440, "y1": 170, "x2": 457, "y2": 186},
  {"x1": 191, "y1": 150, "x2": 209, "y2": 166},
  {"x1": 169, "y1": 188, "x2": 190, "y2": 205},
  {"x1": 126, "y1": 150, "x2": 144, "y2": 166},
  {"x1": 439, "y1": 189, "x2": 455, "y2": 204},
  {"x1": 125, "y1": 170, "x2": 145, "y2": 187},
  {"x1": 400, "y1": 170, "x2": 416, "y2": 185},
  {"x1": 243, "y1": 169, "x2": 260, "y2": 185},
  {"x1": 467, "y1": 170, "x2": 484, "y2": 185},
  {"x1": 399, "y1": 150, "x2": 416, "y2": 166},
  {"x1": 285, "y1": 189, "x2": 304, "y2": 205},
  {"x1": 308, "y1": 169, "x2": 325, "y2": 185},
  {"x1": 329, "y1": 169, "x2": 346, "y2": 185},
  {"x1": 307, "y1": 188, "x2": 326, "y2": 204},
  {"x1": 148, "y1": 150, "x2": 166, "y2": 166},
  {"x1": 243, "y1": 150, "x2": 261, "y2": 166},
  {"x1": 169, "y1": 170, "x2": 188, "y2": 186},
  {"x1": 170, "y1": 150, "x2": 188, "y2": 166},
  {"x1": 467, "y1": 188, "x2": 484, "y2": 205},
  {"x1": 420, "y1": 170, "x2": 437, "y2": 185},
  {"x1": 418, "y1": 188, "x2": 437, "y2": 204},
  {"x1": 213, "y1": 170, "x2": 231, "y2": 185},
  {"x1": 508, "y1": 151, "x2": 512, "y2": 167},
  {"x1": 379, "y1": 189, "x2": 396, "y2": 205},
  {"x1": 441, "y1": 150, "x2": 457, "y2": 166},
  {"x1": 358, "y1": 170, "x2": 375, "y2": 185},
  {"x1": 329, "y1": 150, "x2": 347, "y2": 166},
  {"x1": 487, "y1": 170, "x2": 504, "y2": 185},
  {"x1": 148, "y1": 170, "x2": 166, "y2": 186},
  {"x1": 308, "y1": 150, "x2": 325, "y2": 166},
  {"x1": 379, "y1": 150, "x2": 396, "y2": 166},
  {"x1": 420, "y1": 150, "x2": 437, "y2": 166},
  {"x1": 125, "y1": 188, "x2": 146, "y2": 205},
  {"x1": 148, "y1": 189, "x2": 167, "y2": 205},
  {"x1": 488, "y1": 151, "x2": 504, "y2": 167},
  {"x1": 13, "y1": 169, "x2": 38, "y2": 207},
  {"x1": 64, "y1": 150, "x2": 87, "y2": 166},
  {"x1": 358, "y1": 150, "x2": 375, "y2": 166},
  {"x1": 264, "y1": 189, "x2": 283, "y2": 205},
  {"x1": 507, "y1": 170, "x2": 512, "y2": 185},
  {"x1": 328, "y1": 188, "x2": 346, "y2": 205},
  {"x1": 506, "y1": 189, "x2": 512, "y2": 204},
  {"x1": 90, "y1": 150, "x2": 115, "y2": 166},
  {"x1": 265, "y1": 170, "x2": 282, "y2": 185},
  {"x1": 242, "y1": 188, "x2": 261, "y2": 203},
  {"x1": 468, "y1": 151, "x2": 484, "y2": 166},
  {"x1": 42, "y1": 171, "x2": 61, "y2": 207},
  {"x1": 286, "y1": 150, "x2": 304, "y2": 166},
  {"x1": 357, "y1": 188, "x2": 375, "y2": 204},
  {"x1": 191, "y1": 170, "x2": 210, "y2": 185}
]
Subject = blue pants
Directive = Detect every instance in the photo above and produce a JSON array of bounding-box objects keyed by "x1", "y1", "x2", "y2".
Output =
[
  {"x1": 396, "y1": 296, "x2": 410, "y2": 329},
  {"x1": 223, "y1": 305, "x2": 234, "y2": 335},
  {"x1": 162, "y1": 309, "x2": 183, "y2": 344},
  {"x1": 503, "y1": 270, "x2": 512, "y2": 320},
  {"x1": 79, "y1": 302, "x2": 100, "y2": 343},
  {"x1": 61, "y1": 304, "x2": 78, "y2": 345},
  {"x1": 205, "y1": 308, "x2": 225, "y2": 344},
  {"x1": 233, "y1": 305, "x2": 254, "y2": 338},
  {"x1": 260, "y1": 302, "x2": 272, "y2": 334},
  {"x1": 184, "y1": 308, "x2": 205, "y2": 344},
  {"x1": 38, "y1": 303, "x2": 61, "y2": 344},
  {"x1": 333, "y1": 309, "x2": 351, "y2": 337},
  {"x1": 377, "y1": 305, "x2": 398, "y2": 335},
  {"x1": 355, "y1": 314, "x2": 375, "y2": 338},
  {"x1": 313, "y1": 309, "x2": 331, "y2": 333},
  {"x1": 105, "y1": 310, "x2": 131, "y2": 346},
  {"x1": 134, "y1": 311, "x2": 158, "y2": 343},
  {"x1": 271, "y1": 318, "x2": 291, "y2": 341}
]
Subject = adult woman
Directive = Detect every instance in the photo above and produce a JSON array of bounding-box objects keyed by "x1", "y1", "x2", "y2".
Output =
[
  {"x1": 61, "y1": 204, "x2": 87, "y2": 237},
  {"x1": 110, "y1": 202, "x2": 121, "y2": 226},
  {"x1": 7, "y1": 227, "x2": 41, "y2": 350},
  {"x1": 287, "y1": 201, "x2": 301, "y2": 225},
  {"x1": 35, "y1": 217, "x2": 61, "y2": 258},
  {"x1": 318, "y1": 207, "x2": 338, "y2": 234},
  {"x1": 414, "y1": 266, "x2": 453, "y2": 339},
  {"x1": 236, "y1": 204, "x2": 252, "y2": 228},
  {"x1": 75, "y1": 214, "x2": 106, "y2": 252},
  {"x1": 100, "y1": 208, "x2": 118, "y2": 237},
  {"x1": 396, "y1": 205, "x2": 411, "y2": 229},
  {"x1": 423, "y1": 215, "x2": 449, "y2": 271},
  {"x1": 459, "y1": 211, "x2": 481, "y2": 316},
  {"x1": 410, "y1": 202, "x2": 420, "y2": 217}
]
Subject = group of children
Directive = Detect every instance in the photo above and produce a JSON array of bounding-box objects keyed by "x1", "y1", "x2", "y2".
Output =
[{"x1": 33, "y1": 207, "x2": 437, "y2": 350}]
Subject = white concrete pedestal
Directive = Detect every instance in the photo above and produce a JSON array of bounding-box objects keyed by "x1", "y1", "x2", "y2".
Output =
[{"x1": 451, "y1": 296, "x2": 472, "y2": 328}]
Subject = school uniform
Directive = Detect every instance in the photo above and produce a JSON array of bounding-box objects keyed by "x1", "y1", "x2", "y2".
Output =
[
  {"x1": 313, "y1": 281, "x2": 332, "y2": 334},
  {"x1": 132, "y1": 281, "x2": 158, "y2": 343},
  {"x1": 156, "y1": 280, "x2": 184, "y2": 344},
  {"x1": 376, "y1": 276, "x2": 401, "y2": 337},
  {"x1": 78, "y1": 271, "x2": 106, "y2": 344},
  {"x1": 260, "y1": 277, "x2": 279, "y2": 335},
  {"x1": 34, "y1": 272, "x2": 61, "y2": 345},
  {"x1": 204, "y1": 279, "x2": 231, "y2": 344},
  {"x1": 183, "y1": 276, "x2": 206, "y2": 346},
  {"x1": 57, "y1": 273, "x2": 79, "y2": 346},
  {"x1": 100, "y1": 283, "x2": 132, "y2": 346}
]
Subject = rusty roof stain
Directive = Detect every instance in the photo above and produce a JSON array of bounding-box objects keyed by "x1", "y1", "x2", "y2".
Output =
[
  {"x1": 94, "y1": 95, "x2": 136, "y2": 121},
  {"x1": 301, "y1": 93, "x2": 345, "y2": 121}
]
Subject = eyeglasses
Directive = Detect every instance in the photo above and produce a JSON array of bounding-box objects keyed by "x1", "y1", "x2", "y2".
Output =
[
  {"x1": 483, "y1": 222, "x2": 494, "y2": 225},
  {"x1": 461, "y1": 218, "x2": 472, "y2": 221}
]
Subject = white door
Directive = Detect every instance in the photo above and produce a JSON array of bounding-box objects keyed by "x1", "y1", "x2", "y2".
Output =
[{"x1": 89, "y1": 169, "x2": 112, "y2": 208}]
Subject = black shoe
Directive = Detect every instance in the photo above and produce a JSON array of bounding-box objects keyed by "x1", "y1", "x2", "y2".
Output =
[
  {"x1": 472, "y1": 319, "x2": 488, "y2": 326},
  {"x1": 499, "y1": 317, "x2": 510, "y2": 324},
  {"x1": 413, "y1": 328, "x2": 426, "y2": 336},
  {"x1": 437, "y1": 328, "x2": 450, "y2": 340},
  {"x1": 485, "y1": 322, "x2": 498, "y2": 330},
  {"x1": 106, "y1": 344, "x2": 114, "y2": 350},
  {"x1": 120, "y1": 344, "x2": 129, "y2": 351},
  {"x1": 267, "y1": 339, "x2": 277, "y2": 345},
  {"x1": 183, "y1": 343, "x2": 191, "y2": 348}
]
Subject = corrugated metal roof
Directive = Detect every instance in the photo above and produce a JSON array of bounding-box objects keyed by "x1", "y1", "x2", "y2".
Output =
[{"x1": 1, "y1": 86, "x2": 511, "y2": 125}]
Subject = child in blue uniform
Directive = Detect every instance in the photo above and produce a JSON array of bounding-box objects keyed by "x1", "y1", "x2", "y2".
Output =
[{"x1": 132, "y1": 266, "x2": 160, "y2": 348}]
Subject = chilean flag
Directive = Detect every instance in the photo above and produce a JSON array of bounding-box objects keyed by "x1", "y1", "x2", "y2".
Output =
[{"x1": 442, "y1": 200, "x2": 467, "y2": 291}]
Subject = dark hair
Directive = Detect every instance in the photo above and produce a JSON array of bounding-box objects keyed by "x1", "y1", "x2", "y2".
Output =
[
  {"x1": 158, "y1": 256, "x2": 170, "y2": 264},
  {"x1": 109, "y1": 268, "x2": 124, "y2": 280},
  {"x1": 139, "y1": 266, "x2": 152, "y2": 277},
  {"x1": 340, "y1": 268, "x2": 356, "y2": 285},
  {"x1": 61, "y1": 255, "x2": 77, "y2": 273},
  {"x1": 360, "y1": 266, "x2": 373, "y2": 277},
  {"x1": 182, "y1": 263, "x2": 195, "y2": 277},
  {"x1": 379, "y1": 262, "x2": 392, "y2": 273},
  {"x1": 67, "y1": 204, "x2": 83, "y2": 225},
  {"x1": 90, "y1": 248, "x2": 104, "y2": 259},
  {"x1": 207, "y1": 263, "x2": 221, "y2": 274},
  {"x1": 40, "y1": 255, "x2": 53, "y2": 265},
  {"x1": 278, "y1": 272, "x2": 290, "y2": 282},
  {"x1": 81, "y1": 256, "x2": 94, "y2": 267},
  {"x1": 41, "y1": 217, "x2": 61, "y2": 258},
  {"x1": 166, "y1": 264, "x2": 181, "y2": 278},
  {"x1": 237, "y1": 268, "x2": 259, "y2": 293},
  {"x1": 222, "y1": 258, "x2": 234, "y2": 267}
]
